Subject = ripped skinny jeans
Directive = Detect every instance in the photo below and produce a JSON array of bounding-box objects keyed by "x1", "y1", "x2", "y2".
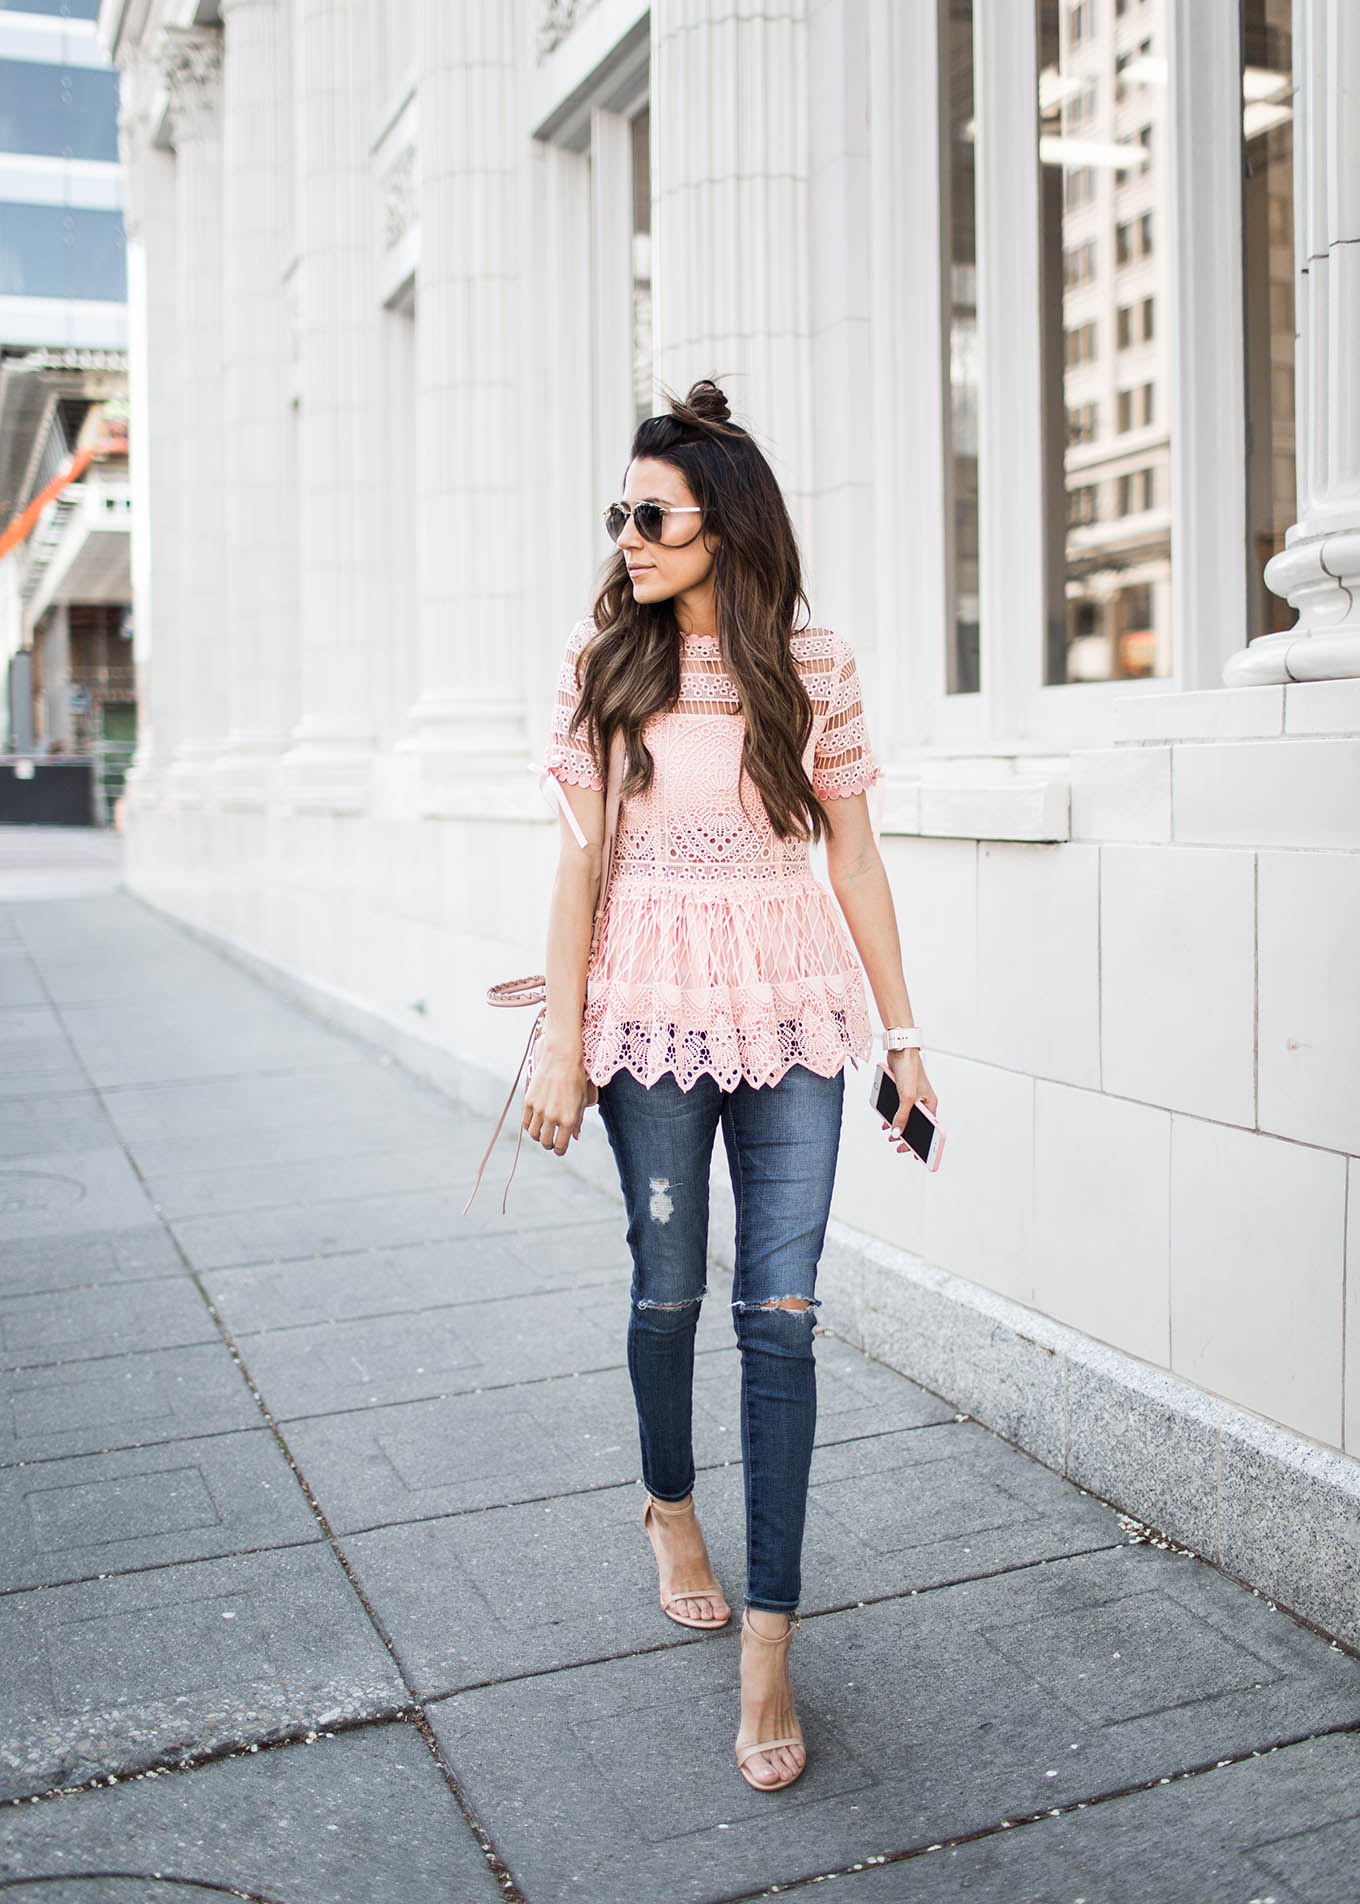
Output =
[{"x1": 596, "y1": 1062, "x2": 845, "y2": 1614}]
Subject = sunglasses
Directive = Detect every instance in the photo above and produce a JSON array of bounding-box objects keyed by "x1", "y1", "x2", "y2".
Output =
[{"x1": 602, "y1": 500, "x2": 703, "y2": 544}]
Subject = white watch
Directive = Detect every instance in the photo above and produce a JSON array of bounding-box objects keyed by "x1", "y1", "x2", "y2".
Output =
[{"x1": 881, "y1": 1026, "x2": 922, "y2": 1051}]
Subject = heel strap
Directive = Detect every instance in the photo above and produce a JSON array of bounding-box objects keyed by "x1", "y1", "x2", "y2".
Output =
[
  {"x1": 644, "y1": 1494, "x2": 695, "y2": 1519},
  {"x1": 742, "y1": 1610, "x2": 801, "y2": 1643}
]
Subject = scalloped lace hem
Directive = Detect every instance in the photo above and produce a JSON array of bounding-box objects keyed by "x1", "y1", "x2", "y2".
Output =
[{"x1": 582, "y1": 982, "x2": 873, "y2": 1093}]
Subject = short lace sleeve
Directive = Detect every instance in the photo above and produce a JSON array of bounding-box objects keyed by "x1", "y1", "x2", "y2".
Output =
[
  {"x1": 812, "y1": 634, "x2": 882, "y2": 801},
  {"x1": 543, "y1": 618, "x2": 604, "y2": 791}
]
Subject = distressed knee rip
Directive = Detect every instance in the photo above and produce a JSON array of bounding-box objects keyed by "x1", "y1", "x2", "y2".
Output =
[
  {"x1": 634, "y1": 1288, "x2": 706, "y2": 1313},
  {"x1": 732, "y1": 1295, "x2": 820, "y2": 1316},
  {"x1": 648, "y1": 1176, "x2": 674, "y2": 1224}
]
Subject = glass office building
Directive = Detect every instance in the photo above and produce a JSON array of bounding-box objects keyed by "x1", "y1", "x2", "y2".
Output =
[{"x1": 0, "y1": 0, "x2": 126, "y2": 347}]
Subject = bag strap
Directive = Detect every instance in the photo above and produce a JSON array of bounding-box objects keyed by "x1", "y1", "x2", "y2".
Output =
[{"x1": 464, "y1": 734, "x2": 626, "y2": 1216}]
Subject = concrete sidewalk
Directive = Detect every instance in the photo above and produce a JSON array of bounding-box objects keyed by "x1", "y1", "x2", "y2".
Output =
[{"x1": 0, "y1": 829, "x2": 1357, "y2": 1903}]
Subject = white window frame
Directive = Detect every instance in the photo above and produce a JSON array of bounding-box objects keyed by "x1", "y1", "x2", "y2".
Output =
[{"x1": 908, "y1": 0, "x2": 1249, "y2": 761}]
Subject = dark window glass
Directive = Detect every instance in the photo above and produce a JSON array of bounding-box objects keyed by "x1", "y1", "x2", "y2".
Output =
[
  {"x1": 0, "y1": 60, "x2": 119, "y2": 162},
  {"x1": 1242, "y1": 0, "x2": 1295, "y2": 637},
  {"x1": 1038, "y1": 0, "x2": 1171, "y2": 684},
  {"x1": 4, "y1": 2, "x2": 101, "y2": 16},
  {"x1": 0, "y1": 201, "x2": 126, "y2": 300},
  {"x1": 942, "y1": 0, "x2": 981, "y2": 695}
]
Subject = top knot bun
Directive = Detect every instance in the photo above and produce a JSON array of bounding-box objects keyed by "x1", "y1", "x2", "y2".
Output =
[{"x1": 674, "y1": 378, "x2": 733, "y2": 427}]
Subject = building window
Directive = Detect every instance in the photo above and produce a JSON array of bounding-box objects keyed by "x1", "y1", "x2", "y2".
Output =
[
  {"x1": 3, "y1": 1, "x2": 100, "y2": 16},
  {"x1": 0, "y1": 58, "x2": 119, "y2": 162},
  {"x1": 1067, "y1": 1, "x2": 1092, "y2": 48},
  {"x1": 1063, "y1": 238, "x2": 1096, "y2": 287},
  {"x1": 1116, "y1": 214, "x2": 1153, "y2": 264},
  {"x1": 1066, "y1": 78, "x2": 1098, "y2": 131},
  {"x1": 0, "y1": 201, "x2": 126, "y2": 300},
  {"x1": 1038, "y1": 0, "x2": 1172, "y2": 684},
  {"x1": 631, "y1": 107, "x2": 652, "y2": 423},
  {"x1": 943, "y1": 0, "x2": 981, "y2": 696},
  {"x1": 1064, "y1": 165, "x2": 1095, "y2": 210},
  {"x1": 1242, "y1": 0, "x2": 1295, "y2": 637},
  {"x1": 1068, "y1": 483, "x2": 1097, "y2": 526},
  {"x1": 1064, "y1": 320, "x2": 1098, "y2": 367}
]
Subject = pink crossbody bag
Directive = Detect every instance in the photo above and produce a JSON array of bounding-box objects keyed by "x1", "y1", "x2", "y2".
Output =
[{"x1": 463, "y1": 732, "x2": 626, "y2": 1216}]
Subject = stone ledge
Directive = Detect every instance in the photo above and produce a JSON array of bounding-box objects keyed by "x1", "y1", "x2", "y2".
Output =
[{"x1": 881, "y1": 774, "x2": 1071, "y2": 842}]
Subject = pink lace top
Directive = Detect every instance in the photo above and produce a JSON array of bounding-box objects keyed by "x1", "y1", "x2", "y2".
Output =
[{"x1": 542, "y1": 617, "x2": 883, "y2": 1093}]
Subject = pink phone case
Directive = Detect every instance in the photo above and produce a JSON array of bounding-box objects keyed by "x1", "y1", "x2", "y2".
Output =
[{"x1": 870, "y1": 1063, "x2": 946, "y2": 1170}]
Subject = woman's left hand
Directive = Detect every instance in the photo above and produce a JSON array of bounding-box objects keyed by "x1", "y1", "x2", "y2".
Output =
[{"x1": 882, "y1": 1047, "x2": 937, "y2": 1153}]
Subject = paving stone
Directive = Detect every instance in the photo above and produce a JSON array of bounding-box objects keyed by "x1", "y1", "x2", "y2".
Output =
[
  {"x1": 0, "y1": 1004, "x2": 70, "y2": 1064},
  {"x1": 338, "y1": 1428, "x2": 1119, "y2": 1697},
  {"x1": 0, "y1": 1093, "x2": 118, "y2": 1162},
  {"x1": 0, "y1": 1720, "x2": 504, "y2": 1904},
  {"x1": 427, "y1": 1545, "x2": 1360, "y2": 1904},
  {"x1": 140, "y1": 1139, "x2": 521, "y2": 1221},
  {"x1": 281, "y1": 1362, "x2": 699, "y2": 1526},
  {"x1": 0, "y1": 943, "x2": 46, "y2": 1009},
  {"x1": 774, "y1": 1727, "x2": 1360, "y2": 1903},
  {"x1": 236, "y1": 1282, "x2": 730, "y2": 1422},
  {"x1": 203, "y1": 1230, "x2": 624, "y2": 1336},
  {"x1": 0, "y1": 1341, "x2": 263, "y2": 1465},
  {"x1": 0, "y1": 1277, "x2": 219, "y2": 1370},
  {"x1": 123, "y1": 1106, "x2": 476, "y2": 1179},
  {"x1": 98, "y1": 1062, "x2": 446, "y2": 1146},
  {"x1": 0, "y1": 1426, "x2": 321, "y2": 1591},
  {"x1": 0, "y1": 1224, "x2": 184, "y2": 1298},
  {"x1": 0, "y1": 1544, "x2": 409, "y2": 1801},
  {"x1": 0, "y1": 1062, "x2": 89, "y2": 1100},
  {"x1": 169, "y1": 1168, "x2": 608, "y2": 1270},
  {"x1": 56, "y1": 1001, "x2": 363, "y2": 1090},
  {"x1": 0, "y1": 1147, "x2": 157, "y2": 1243}
]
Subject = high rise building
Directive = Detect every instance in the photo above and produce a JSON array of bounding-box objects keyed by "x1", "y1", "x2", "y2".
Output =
[{"x1": 0, "y1": 0, "x2": 132, "y2": 798}]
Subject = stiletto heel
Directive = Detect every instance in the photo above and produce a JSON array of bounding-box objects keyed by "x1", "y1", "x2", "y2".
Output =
[
  {"x1": 642, "y1": 1493, "x2": 731, "y2": 1630},
  {"x1": 735, "y1": 1609, "x2": 806, "y2": 1791}
]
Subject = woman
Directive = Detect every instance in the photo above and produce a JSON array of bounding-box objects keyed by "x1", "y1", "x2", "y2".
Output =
[{"x1": 525, "y1": 379, "x2": 936, "y2": 1792}]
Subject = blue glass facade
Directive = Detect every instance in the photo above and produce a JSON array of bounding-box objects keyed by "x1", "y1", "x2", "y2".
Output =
[
  {"x1": 0, "y1": 59, "x2": 119, "y2": 162},
  {"x1": 0, "y1": 201, "x2": 126, "y2": 300}
]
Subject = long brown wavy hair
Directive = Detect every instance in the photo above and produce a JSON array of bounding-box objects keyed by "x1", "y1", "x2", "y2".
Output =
[{"x1": 567, "y1": 379, "x2": 831, "y2": 842}]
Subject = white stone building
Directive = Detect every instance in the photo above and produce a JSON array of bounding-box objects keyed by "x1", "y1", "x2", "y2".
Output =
[{"x1": 101, "y1": 0, "x2": 1360, "y2": 1645}]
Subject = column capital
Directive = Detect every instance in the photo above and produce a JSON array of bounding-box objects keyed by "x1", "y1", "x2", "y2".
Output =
[{"x1": 158, "y1": 26, "x2": 223, "y2": 146}]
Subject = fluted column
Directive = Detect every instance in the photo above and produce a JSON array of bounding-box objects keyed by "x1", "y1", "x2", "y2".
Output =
[
  {"x1": 650, "y1": 0, "x2": 812, "y2": 518},
  {"x1": 118, "y1": 121, "x2": 180, "y2": 808},
  {"x1": 216, "y1": 0, "x2": 297, "y2": 806},
  {"x1": 279, "y1": 0, "x2": 376, "y2": 812},
  {"x1": 403, "y1": 0, "x2": 528, "y2": 810},
  {"x1": 161, "y1": 27, "x2": 228, "y2": 806},
  {"x1": 1224, "y1": 0, "x2": 1360, "y2": 684}
]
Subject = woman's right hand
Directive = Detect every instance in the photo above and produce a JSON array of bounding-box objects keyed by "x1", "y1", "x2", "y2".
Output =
[{"x1": 522, "y1": 1037, "x2": 592, "y2": 1156}]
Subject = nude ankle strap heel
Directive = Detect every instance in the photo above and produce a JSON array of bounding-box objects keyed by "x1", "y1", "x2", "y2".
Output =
[
  {"x1": 642, "y1": 1495, "x2": 731, "y2": 1631},
  {"x1": 736, "y1": 1609, "x2": 806, "y2": 1791}
]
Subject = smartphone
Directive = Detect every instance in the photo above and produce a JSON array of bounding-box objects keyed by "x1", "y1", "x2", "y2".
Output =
[{"x1": 870, "y1": 1063, "x2": 945, "y2": 1170}]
